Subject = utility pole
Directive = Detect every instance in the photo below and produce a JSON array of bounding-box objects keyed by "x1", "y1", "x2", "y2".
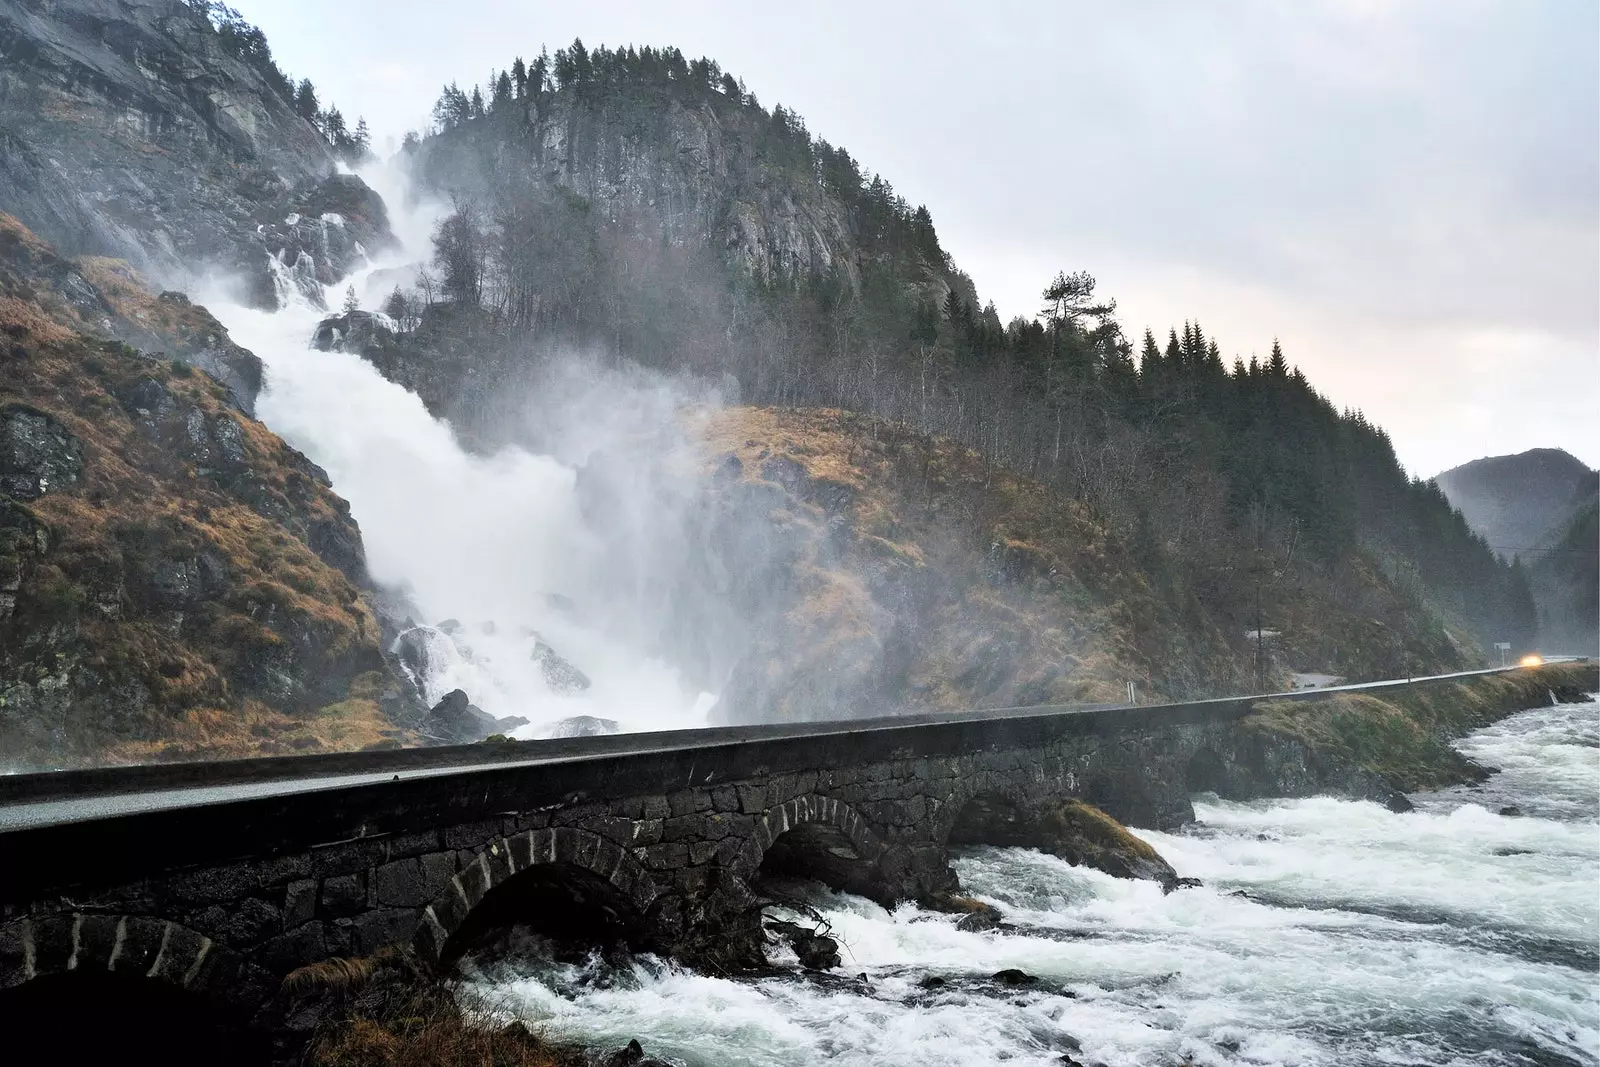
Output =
[{"x1": 1255, "y1": 576, "x2": 1265, "y2": 694}]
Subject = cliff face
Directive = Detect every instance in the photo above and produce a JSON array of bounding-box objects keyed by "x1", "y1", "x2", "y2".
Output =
[
  {"x1": 418, "y1": 91, "x2": 863, "y2": 291},
  {"x1": 0, "y1": 214, "x2": 415, "y2": 768},
  {"x1": 0, "y1": 0, "x2": 390, "y2": 308}
]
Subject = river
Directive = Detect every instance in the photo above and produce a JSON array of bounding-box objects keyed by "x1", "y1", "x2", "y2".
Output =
[{"x1": 465, "y1": 697, "x2": 1599, "y2": 1067}]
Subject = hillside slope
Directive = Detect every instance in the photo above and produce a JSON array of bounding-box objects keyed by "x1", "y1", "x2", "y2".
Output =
[
  {"x1": 347, "y1": 42, "x2": 1535, "y2": 685},
  {"x1": 0, "y1": 214, "x2": 416, "y2": 768}
]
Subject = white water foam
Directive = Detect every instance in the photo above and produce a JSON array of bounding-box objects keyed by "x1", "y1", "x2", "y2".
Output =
[
  {"x1": 201, "y1": 160, "x2": 714, "y2": 734},
  {"x1": 471, "y1": 697, "x2": 1600, "y2": 1066}
]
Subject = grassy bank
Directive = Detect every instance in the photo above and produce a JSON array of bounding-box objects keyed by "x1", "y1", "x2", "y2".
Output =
[{"x1": 1239, "y1": 662, "x2": 1597, "y2": 792}]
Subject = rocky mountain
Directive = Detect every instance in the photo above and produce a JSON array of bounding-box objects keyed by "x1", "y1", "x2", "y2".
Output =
[
  {"x1": 0, "y1": 2, "x2": 424, "y2": 768},
  {"x1": 1434, "y1": 448, "x2": 1596, "y2": 562},
  {"x1": 0, "y1": 212, "x2": 422, "y2": 767},
  {"x1": 0, "y1": 0, "x2": 391, "y2": 309}
]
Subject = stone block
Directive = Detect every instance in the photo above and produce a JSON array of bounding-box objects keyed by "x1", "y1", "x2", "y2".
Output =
[
  {"x1": 736, "y1": 785, "x2": 767, "y2": 813},
  {"x1": 165, "y1": 861, "x2": 257, "y2": 904},
  {"x1": 579, "y1": 815, "x2": 635, "y2": 845},
  {"x1": 29, "y1": 915, "x2": 75, "y2": 975},
  {"x1": 319, "y1": 872, "x2": 366, "y2": 917},
  {"x1": 190, "y1": 897, "x2": 280, "y2": 947},
  {"x1": 710, "y1": 786, "x2": 740, "y2": 813},
  {"x1": 148, "y1": 922, "x2": 209, "y2": 987},
  {"x1": 666, "y1": 790, "x2": 698, "y2": 818},
  {"x1": 0, "y1": 919, "x2": 29, "y2": 987},
  {"x1": 255, "y1": 921, "x2": 326, "y2": 974},
  {"x1": 385, "y1": 829, "x2": 444, "y2": 859},
  {"x1": 642, "y1": 794, "x2": 671, "y2": 821},
  {"x1": 307, "y1": 838, "x2": 387, "y2": 880},
  {"x1": 689, "y1": 840, "x2": 720, "y2": 865},
  {"x1": 256, "y1": 852, "x2": 313, "y2": 888},
  {"x1": 283, "y1": 879, "x2": 318, "y2": 928},
  {"x1": 108, "y1": 916, "x2": 167, "y2": 974},
  {"x1": 443, "y1": 819, "x2": 501, "y2": 851},
  {"x1": 661, "y1": 814, "x2": 707, "y2": 843},
  {"x1": 349, "y1": 908, "x2": 418, "y2": 955},
  {"x1": 640, "y1": 842, "x2": 690, "y2": 870},
  {"x1": 632, "y1": 818, "x2": 664, "y2": 846}
]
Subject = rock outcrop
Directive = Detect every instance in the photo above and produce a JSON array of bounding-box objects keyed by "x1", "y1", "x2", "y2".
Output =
[{"x1": 0, "y1": 213, "x2": 415, "y2": 767}]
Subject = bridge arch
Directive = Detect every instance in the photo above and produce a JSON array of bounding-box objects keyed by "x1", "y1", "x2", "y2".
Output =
[
  {"x1": 732, "y1": 793, "x2": 887, "y2": 879},
  {"x1": 935, "y1": 772, "x2": 1038, "y2": 845},
  {"x1": 0, "y1": 913, "x2": 271, "y2": 1065},
  {"x1": 413, "y1": 827, "x2": 660, "y2": 968}
]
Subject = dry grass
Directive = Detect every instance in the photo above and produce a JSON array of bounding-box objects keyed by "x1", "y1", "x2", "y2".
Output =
[
  {"x1": 297, "y1": 963, "x2": 580, "y2": 1067},
  {"x1": 692, "y1": 406, "x2": 1200, "y2": 710}
]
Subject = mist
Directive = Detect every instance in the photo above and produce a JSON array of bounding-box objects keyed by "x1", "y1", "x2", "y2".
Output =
[{"x1": 200, "y1": 158, "x2": 734, "y2": 736}]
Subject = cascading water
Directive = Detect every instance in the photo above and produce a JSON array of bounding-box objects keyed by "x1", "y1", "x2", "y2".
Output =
[
  {"x1": 202, "y1": 161, "x2": 715, "y2": 736},
  {"x1": 463, "y1": 696, "x2": 1600, "y2": 1067}
]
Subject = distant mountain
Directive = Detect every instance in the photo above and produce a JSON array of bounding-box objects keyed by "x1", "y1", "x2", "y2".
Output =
[
  {"x1": 1434, "y1": 449, "x2": 1597, "y2": 561},
  {"x1": 1528, "y1": 500, "x2": 1599, "y2": 654},
  {"x1": 1434, "y1": 449, "x2": 1597, "y2": 653}
]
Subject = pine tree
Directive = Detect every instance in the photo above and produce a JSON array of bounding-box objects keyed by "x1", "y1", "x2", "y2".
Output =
[
  {"x1": 1268, "y1": 338, "x2": 1288, "y2": 377},
  {"x1": 342, "y1": 285, "x2": 359, "y2": 316},
  {"x1": 293, "y1": 79, "x2": 319, "y2": 122},
  {"x1": 511, "y1": 57, "x2": 528, "y2": 99}
]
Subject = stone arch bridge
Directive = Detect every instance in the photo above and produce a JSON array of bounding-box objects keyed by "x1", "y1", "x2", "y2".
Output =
[{"x1": 0, "y1": 666, "x2": 1584, "y2": 1042}]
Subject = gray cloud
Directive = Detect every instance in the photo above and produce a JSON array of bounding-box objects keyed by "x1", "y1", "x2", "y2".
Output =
[{"x1": 247, "y1": 0, "x2": 1598, "y2": 475}]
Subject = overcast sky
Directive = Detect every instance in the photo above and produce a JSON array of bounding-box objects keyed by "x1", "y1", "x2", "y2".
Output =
[{"x1": 247, "y1": 0, "x2": 1599, "y2": 477}]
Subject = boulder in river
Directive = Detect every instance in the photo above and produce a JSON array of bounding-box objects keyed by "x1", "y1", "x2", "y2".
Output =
[
  {"x1": 1385, "y1": 792, "x2": 1416, "y2": 813},
  {"x1": 766, "y1": 920, "x2": 841, "y2": 971}
]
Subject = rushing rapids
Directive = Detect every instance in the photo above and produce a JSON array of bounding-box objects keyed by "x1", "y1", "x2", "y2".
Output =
[{"x1": 460, "y1": 697, "x2": 1600, "y2": 1067}]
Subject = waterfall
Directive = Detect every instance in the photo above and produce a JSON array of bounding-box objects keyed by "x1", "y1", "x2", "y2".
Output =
[{"x1": 200, "y1": 160, "x2": 715, "y2": 736}]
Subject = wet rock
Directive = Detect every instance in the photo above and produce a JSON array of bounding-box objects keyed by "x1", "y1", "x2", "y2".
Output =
[
  {"x1": 1162, "y1": 876, "x2": 1204, "y2": 894},
  {"x1": 421, "y1": 689, "x2": 499, "y2": 743},
  {"x1": 601, "y1": 1039, "x2": 671, "y2": 1067},
  {"x1": 394, "y1": 626, "x2": 454, "y2": 691},
  {"x1": 1493, "y1": 846, "x2": 1534, "y2": 857},
  {"x1": 0, "y1": 405, "x2": 83, "y2": 500},
  {"x1": 544, "y1": 715, "x2": 620, "y2": 738},
  {"x1": 991, "y1": 968, "x2": 1039, "y2": 987},
  {"x1": 1498, "y1": 805, "x2": 1523, "y2": 817},
  {"x1": 532, "y1": 639, "x2": 591, "y2": 694},
  {"x1": 310, "y1": 310, "x2": 393, "y2": 353},
  {"x1": 949, "y1": 899, "x2": 1003, "y2": 932},
  {"x1": 1385, "y1": 792, "x2": 1415, "y2": 813},
  {"x1": 918, "y1": 975, "x2": 948, "y2": 989},
  {"x1": 951, "y1": 796, "x2": 1185, "y2": 887},
  {"x1": 766, "y1": 920, "x2": 841, "y2": 971}
]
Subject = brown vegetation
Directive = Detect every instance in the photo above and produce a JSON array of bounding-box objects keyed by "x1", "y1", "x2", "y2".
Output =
[{"x1": 0, "y1": 213, "x2": 408, "y2": 767}]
